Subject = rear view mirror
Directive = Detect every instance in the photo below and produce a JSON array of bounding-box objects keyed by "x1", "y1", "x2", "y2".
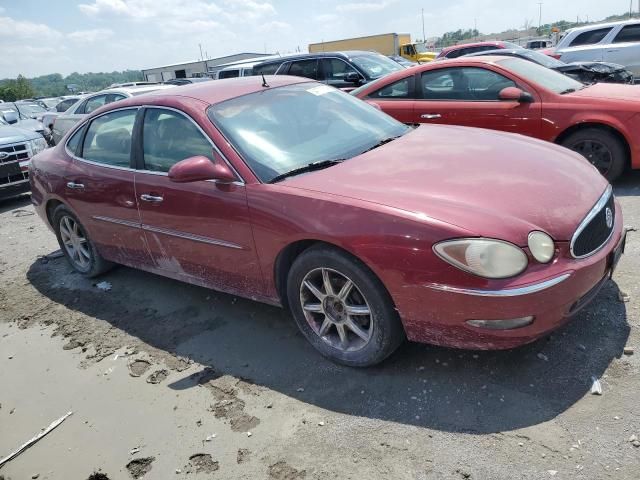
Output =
[
  {"x1": 345, "y1": 72, "x2": 362, "y2": 84},
  {"x1": 2, "y1": 110, "x2": 19, "y2": 124},
  {"x1": 168, "y1": 155, "x2": 237, "y2": 184},
  {"x1": 499, "y1": 87, "x2": 534, "y2": 103}
]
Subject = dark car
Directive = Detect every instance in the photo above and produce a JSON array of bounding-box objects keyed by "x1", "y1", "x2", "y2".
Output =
[
  {"x1": 467, "y1": 48, "x2": 634, "y2": 84},
  {"x1": 252, "y1": 51, "x2": 404, "y2": 90},
  {"x1": 164, "y1": 77, "x2": 213, "y2": 86},
  {"x1": 30, "y1": 76, "x2": 624, "y2": 366}
]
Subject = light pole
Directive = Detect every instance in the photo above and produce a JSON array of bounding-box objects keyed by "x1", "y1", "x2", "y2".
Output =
[
  {"x1": 537, "y1": 2, "x2": 543, "y2": 29},
  {"x1": 422, "y1": 8, "x2": 426, "y2": 42}
]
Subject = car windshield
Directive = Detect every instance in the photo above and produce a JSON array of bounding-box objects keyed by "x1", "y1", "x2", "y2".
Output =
[
  {"x1": 42, "y1": 98, "x2": 61, "y2": 108},
  {"x1": 15, "y1": 102, "x2": 46, "y2": 117},
  {"x1": 208, "y1": 82, "x2": 409, "y2": 183},
  {"x1": 498, "y1": 57, "x2": 584, "y2": 94},
  {"x1": 350, "y1": 54, "x2": 404, "y2": 79}
]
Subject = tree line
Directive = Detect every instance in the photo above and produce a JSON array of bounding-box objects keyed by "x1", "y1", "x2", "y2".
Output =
[{"x1": 0, "y1": 70, "x2": 144, "y2": 100}]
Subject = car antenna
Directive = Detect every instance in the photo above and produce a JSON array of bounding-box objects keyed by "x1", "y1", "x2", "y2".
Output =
[{"x1": 261, "y1": 73, "x2": 270, "y2": 88}]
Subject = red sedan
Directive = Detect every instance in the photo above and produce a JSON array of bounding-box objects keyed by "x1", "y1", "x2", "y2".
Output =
[
  {"x1": 30, "y1": 76, "x2": 625, "y2": 366},
  {"x1": 435, "y1": 41, "x2": 522, "y2": 60},
  {"x1": 353, "y1": 55, "x2": 640, "y2": 181}
]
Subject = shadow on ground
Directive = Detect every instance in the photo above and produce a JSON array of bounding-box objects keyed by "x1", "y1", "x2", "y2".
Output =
[
  {"x1": 613, "y1": 169, "x2": 640, "y2": 197},
  {"x1": 26, "y1": 250, "x2": 630, "y2": 434},
  {"x1": 0, "y1": 194, "x2": 31, "y2": 214}
]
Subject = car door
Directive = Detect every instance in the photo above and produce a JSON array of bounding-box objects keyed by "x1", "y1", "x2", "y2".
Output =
[
  {"x1": 133, "y1": 107, "x2": 262, "y2": 295},
  {"x1": 603, "y1": 23, "x2": 640, "y2": 75},
  {"x1": 61, "y1": 107, "x2": 153, "y2": 268},
  {"x1": 412, "y1": 66, "x2": 541, "y2": 137},
  {"x1": 559, "y1": 27, "x2": 613, "y2": 63},
  {"x1": 364, "y1": 76, "x2": 416, "y2": 123}
]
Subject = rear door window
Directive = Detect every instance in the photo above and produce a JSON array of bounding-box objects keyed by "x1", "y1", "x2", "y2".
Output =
[
  {"x1": 142, "y1": 108, "x2": 213, "y2": 172},
  {"x1": 287, "y1": 59, "x2": 320, "y2": 80},
  {"x1": 254, "y1": 62, "x2": 282, "y2": 75},
  {"x1": 569, "y1": 27, "x2": 613, "y2": 47},
  {"x1": 420, "y1": 67, "x2": 515, "y2": 101},
  {"x1": 81, "y1": 94, "x2": 108, "y2": 115},
  {"x1": 613, "y1": 24, "x2": 640, "y2": 43},
  {"x1": 81, "y1": 109, "x2": 137, "y2": 167}
]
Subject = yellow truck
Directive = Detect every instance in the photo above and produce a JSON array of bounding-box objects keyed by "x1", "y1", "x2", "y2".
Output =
[{"x1": 309, "y1": 33, "x2": 437, "y2": 63}]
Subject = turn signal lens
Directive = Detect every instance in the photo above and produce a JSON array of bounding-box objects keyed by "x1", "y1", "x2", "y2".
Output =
[
  {"x1": 528, "y1": 231, "x2": 555, "y2": 264},
  {"x1": 433, "y1": 238, "x2": 528, "y2": 279}
]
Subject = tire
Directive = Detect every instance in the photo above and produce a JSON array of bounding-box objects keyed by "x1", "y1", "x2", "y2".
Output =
[
  {"x1": 52, "y1": 204, "x2": 112, "y2": 278},
  {"x1": 287, "y1": 245, "x2": 405, "y2": 367},
  {"x1": 561, "y1": 128, "x2": 627, "y2": 182}
]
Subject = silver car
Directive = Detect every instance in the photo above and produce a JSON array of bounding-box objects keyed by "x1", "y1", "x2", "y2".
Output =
[
  {"x1": 50, "y1": 84, "x2": 175, "y2": 145},
  {"x1": 553, "y1": 20, "x2": 640, "y2": 76}
]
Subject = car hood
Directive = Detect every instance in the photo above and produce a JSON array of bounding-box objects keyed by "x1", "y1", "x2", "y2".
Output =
[
  {"x1": 568, "y1": 83, "x2": 640, "y2": 101},
  {"x1": 0, "y1": 124, "x2": 40, "y2": 143},
  {"x1": 16, "y1": 118, "x2": 44, "y2": 133},
  {"x1": 556, "y1": 61, "x2": 627, "y2": 74},
  {"x1": 283, "y1": 125, "x2": 608, "y2": 244}
]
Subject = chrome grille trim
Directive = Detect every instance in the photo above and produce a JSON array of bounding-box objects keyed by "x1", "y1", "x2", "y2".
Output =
[{"x1": 570, "y1": 185, "x2": 614, "y2": 259}]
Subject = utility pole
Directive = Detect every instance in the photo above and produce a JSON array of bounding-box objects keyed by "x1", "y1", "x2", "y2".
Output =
[
  {"x1": 630, "y1": 0, "x2": 633, "y2": 18},
  {"x1": 198, "y1": 43, "x2": 203, "y2": 61},
  {"x1": 537, "y1": 2, "x2": 543, "y2": 29},
  {"x1": 421, "y1": 8, "x2": 426, "y2": 42}
]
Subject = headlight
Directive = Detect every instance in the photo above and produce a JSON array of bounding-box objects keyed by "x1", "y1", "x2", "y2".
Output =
[
  {"x1": 434, "y1": 238, "x2": 528, "y2": 279},
  {"x1": 29, "y1": 137, "x2": 48, "y2": 156},
  {"x1": 528, "y1": 231, "x2": 555, "y2": 263}
]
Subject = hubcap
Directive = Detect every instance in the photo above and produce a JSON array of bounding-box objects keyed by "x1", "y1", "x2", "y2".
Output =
[
  {"x1": 59, "y1": 216, "x2": 91, "y2": 270},
  {"x1": 299, "y1": 268, "x2": 373, "y2": 352},
  {"x1": 570, "y1": 140, "x2": 613, "y2": 176}
]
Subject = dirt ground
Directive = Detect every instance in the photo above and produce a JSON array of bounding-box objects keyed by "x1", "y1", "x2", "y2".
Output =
[{"x1": 1, "y1": 173, "x2": 639, "y2": 480}]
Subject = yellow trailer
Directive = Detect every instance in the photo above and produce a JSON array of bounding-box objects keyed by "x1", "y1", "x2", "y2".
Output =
[{"x1": 309, "y1": 33, "x2": 436, "y2": 62}]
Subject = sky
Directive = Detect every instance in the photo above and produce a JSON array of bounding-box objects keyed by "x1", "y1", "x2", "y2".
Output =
[{"x1": 0, "y1": 0, "x2": 636, "y2": 78}]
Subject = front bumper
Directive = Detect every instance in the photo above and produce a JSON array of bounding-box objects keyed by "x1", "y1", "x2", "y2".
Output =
[
  {"x1": 396, "y1": 208, "x2": 625, "y2": 350},
  {"x1": 0, "y1": 178, "x2": 31, "y2": 200}
]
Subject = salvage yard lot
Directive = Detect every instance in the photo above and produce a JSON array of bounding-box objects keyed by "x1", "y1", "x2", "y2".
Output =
[{"x1": 1, "y1": 173, "x2": 639, "y2": 479}]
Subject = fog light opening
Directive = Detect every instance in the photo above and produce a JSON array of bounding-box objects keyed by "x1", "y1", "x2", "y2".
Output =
[{"x1": 466, "y1": 316, "x2": 535, "y2": 330}]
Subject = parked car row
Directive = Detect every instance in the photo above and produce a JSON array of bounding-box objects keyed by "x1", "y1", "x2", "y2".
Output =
[{"x1": 29, "y1": 77, "x2": 625, "y2": 366}]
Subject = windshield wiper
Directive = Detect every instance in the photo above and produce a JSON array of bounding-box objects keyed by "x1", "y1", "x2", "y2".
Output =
[
  {"x1": 359, "y1": 135, "x2": 402, "y2": 155},
  {"x1": 559, "y1": 88, "x2": 577, "y2": 94},
  {"x1": 269, "y1": 159, "x2": 344, "y2": 184}
]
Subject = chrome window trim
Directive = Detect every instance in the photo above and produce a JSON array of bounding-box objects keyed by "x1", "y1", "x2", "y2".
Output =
[
  {"x1": 93, "y1": 215, "x2": 140, "y2": 228},
  {"x1": 425, "y1": 273, "x2": 571, "y2": 297},
  {"x1": 136, "y1": 105, "x2": 246, "y2": 185},
  {"x1": 64, "y1": 106, "x2": 140, "y2": 172},
  {"x1": 570, "y1": 185, "x2": 614, "y2": 259}
]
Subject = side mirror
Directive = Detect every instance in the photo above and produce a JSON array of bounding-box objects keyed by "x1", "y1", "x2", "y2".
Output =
[
  {"x1": 2, "y1": 110, "x2": 19, "y2": 124},
  {"x1": 168, "y1": 155, "x2": 237, "y2": 184},
  {"x1": 345, "y1": 72, "x2": 362, "y2": 84},
  {"x1": 499, "y1": 87, "x2": 534, "y2": 103}
]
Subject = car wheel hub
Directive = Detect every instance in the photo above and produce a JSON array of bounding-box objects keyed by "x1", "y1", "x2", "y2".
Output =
[
  {"x1": 570, "y1": 139, "x2": 612, "y2": 175},
  {"x1": 59, "y1": 216, "x2": 91, "y2": 270},
  {"x1": 299, "y1": 267, "x2": 373, "y2": 352}
]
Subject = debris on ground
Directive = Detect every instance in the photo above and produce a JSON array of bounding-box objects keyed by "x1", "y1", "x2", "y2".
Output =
[
  {"x1": 205, "y1": 434, "x2": 217, "y2": 442},
  {"x1": 590, "y1": 377, "x2": 603, "y2": 395},
  {"x1": 95, "y1": 281, "x2": 112, "y2": 292},
  {"x1": 31, "y1": 474, "x2": 39, "y2": 479},
  {"x1": 618, "y1": 291, "x2": 630, "y2": 303},
  {"x1": 0, "y1": 411, "x2": 73, "y2": 468},
  {"x1": 268, "y1": 460, "x2": 306, "y2": 479},
  {"x1": 125, "y1": 457, "x2": 155, "y2": 479},
  {"x1": 455, "y1": 468, "x2": 472, "y2": 479},
  {"x1": 127, "y1": 359, "x2": 151, "y2": 378},
  {"x1": 547, "y1": 471, "x2": 558, "y2": 476},
  {"x1": 129, "y1": 446, "x2": 140, "y2": 455},
  {"x1": 629, "y1": 435, "x2": 640, "y2": 447},
  {"x1": 12, "y1": 209, "x2": 34, "y2": 217},
  {"x1": 537, "y1": 353, "x2": 549, "y2": 361},
  {"x1": 623, "y1": 346, "x2": 635, "y2": 355},
  {"x1": 237, "y1": 448, "x2": 250, "y2": 464},
  {"x1": 146, "y1": 369, "x2": 169, "y2": 384},
  {"x1": 186, "y1": 453, "x2": 219, "y2": 474},
  {"x1": 87, "y1": 473, "x2": 110, "y2": 480}
]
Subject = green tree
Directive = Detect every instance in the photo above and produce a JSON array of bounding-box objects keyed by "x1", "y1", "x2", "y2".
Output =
[{"x1": 0, "y1": 74, "x2": 36, "y2": 101}]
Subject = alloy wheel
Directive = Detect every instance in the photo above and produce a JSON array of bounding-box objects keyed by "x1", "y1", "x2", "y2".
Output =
[
  {"x1": 59, "y1": 215, "x2": 91, "y2": 270},
  {"x1": 570, "y1": 139, "x2": 613, "y2": 176},
  {"x1": 299, "y1": 267, "x2": 374, "y2": 352}
]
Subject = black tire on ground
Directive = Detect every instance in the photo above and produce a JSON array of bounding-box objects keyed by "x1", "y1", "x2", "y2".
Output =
[
  {"x1": 52, "y1": 204, "x2": 112, "y2": 278},
  {"x1": 561, "y1": 128, "x2": 627, "y2": 182},
  {"x1": 287, "y1": 245, "x2": 405, "y2": 367}
]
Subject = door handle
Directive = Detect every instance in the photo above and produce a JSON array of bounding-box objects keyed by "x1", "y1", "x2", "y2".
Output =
[
  {"x1": 66, "y1": 181, "x2": 85, "y2": 190},
  {"x1": 140, "y1": 194, "x2": 164, "y2": 203},
  {"x1": 420, "y1": 113, "x2": 442, "y2": 120}
]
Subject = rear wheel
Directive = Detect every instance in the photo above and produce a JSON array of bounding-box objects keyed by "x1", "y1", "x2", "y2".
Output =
[
  {"x1": 53, "y1": 205, "x2": 112, "y2": 277},
  {"x1": 287, "y1": 246, "x2": 404, "y2": 367},
  {"x1": 561, "y1": 128, "x2": 627, "y2": 182}
]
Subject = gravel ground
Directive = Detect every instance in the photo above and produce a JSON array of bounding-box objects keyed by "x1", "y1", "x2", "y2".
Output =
[{"x1": 1, "y1": 172, "x2": 639, "y2": 480}]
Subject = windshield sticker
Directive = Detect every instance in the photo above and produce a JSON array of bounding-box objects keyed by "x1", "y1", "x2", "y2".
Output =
[{"x1": 306, "y1": 85, "x2": 334, "y2": 96}]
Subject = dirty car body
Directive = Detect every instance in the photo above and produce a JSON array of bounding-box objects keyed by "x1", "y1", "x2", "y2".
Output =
[{"x1": 30, "y1": 76, "x2": 625, "y2": 365}]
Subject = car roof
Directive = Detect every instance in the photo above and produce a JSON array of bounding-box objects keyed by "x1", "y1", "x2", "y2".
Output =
[
  {"x1": 255, "y1": 50, "x2": 383, "y2": 65},
  {"x1": 440, "y1": 41, "x2": 506, "y2": 54},
  {"x1": 565, "y1": 19, "x2": 639, "y2": 34},
  {"x1": 141, "y1": 75, "x2": 313, "y2": 105},
  {"x1": 99, "y1": 84, "x2": 176, "y2": 95}
]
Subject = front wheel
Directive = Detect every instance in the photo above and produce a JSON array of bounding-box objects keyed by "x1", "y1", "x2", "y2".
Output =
[
  {"x1": 287, "y1": 246, "x2": 404, "y2": 367},
  {"x1": 561, "y1": 128, "x2": 627, "y2": 182}
]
